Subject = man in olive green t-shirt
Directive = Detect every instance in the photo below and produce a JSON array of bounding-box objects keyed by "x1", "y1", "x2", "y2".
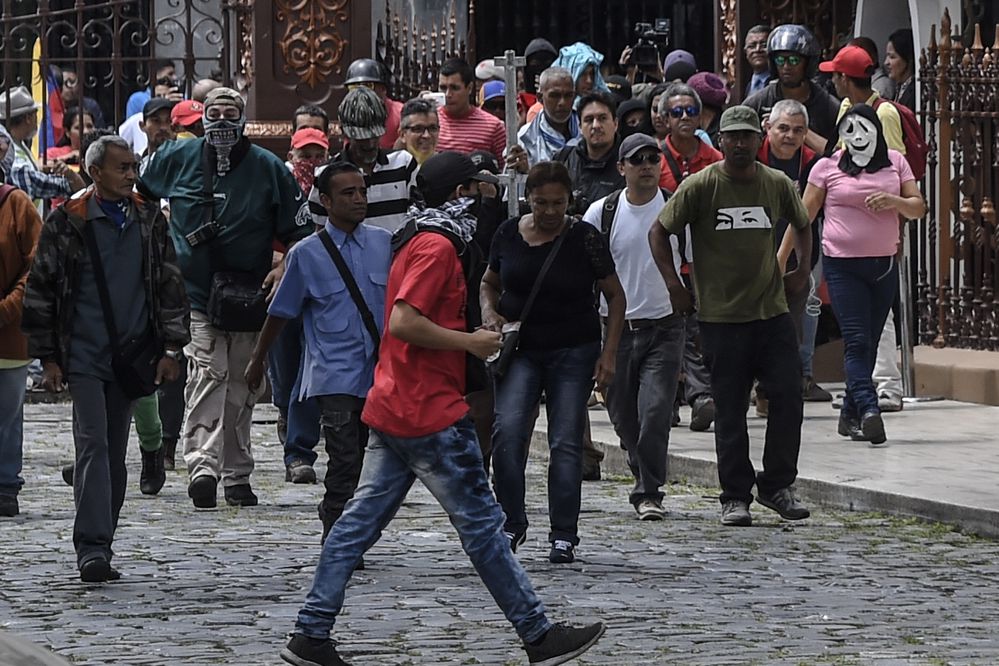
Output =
[{"x1": 649, "y1": 105, "x2": 813, "y2": 528}]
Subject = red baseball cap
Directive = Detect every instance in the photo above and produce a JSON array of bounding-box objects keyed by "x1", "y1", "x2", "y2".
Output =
[
  {"x1": 818, "y1": 45, "x2": 875, "y2": 78},
  {"x1": 290, "y1": 127, "x2": 330, "y2": 150},
  {"x1": 171, "y1": 100, "x2": 204, "y2": 127}
]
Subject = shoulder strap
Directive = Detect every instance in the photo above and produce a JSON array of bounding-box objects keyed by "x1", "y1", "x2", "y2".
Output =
[
  {"x1": 82, "y1": 222, "x2": 122, "y2": 355},
  {"x1": 317, "y1": 228, "x2": 381, "y2": 352},
  {"x1": 600, "y1": 189, "x2": 623, "y2": 237},
  {"x1": 201, "y1": 144, "x2": 215, "y2": 228},
  {"x1": 662, "y1": 145, "x2": 685, "y2": 186},
  {"x1": 519, "y1": 218, "x2": 572, "y2": 323}
]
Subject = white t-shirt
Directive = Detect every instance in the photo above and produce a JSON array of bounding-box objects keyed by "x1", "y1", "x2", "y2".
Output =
[
  {"x1": 118, "y1": 112, "x2": 147, "y2": 155},
  {"x1": 583, "y1": 189, "x2": 690, "y2": 319}
]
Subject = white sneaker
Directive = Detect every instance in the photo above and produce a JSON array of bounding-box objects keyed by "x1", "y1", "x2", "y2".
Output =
[
  {"x1": 636, "y1": 498, "x2": 666, "y2": 521},
  {"x1": 878, "y1": 392, "x2": 903, "y2": 412}
]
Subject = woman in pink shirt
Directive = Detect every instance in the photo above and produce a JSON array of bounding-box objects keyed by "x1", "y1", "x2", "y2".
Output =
[{"x1": 802, "y1": 105, "x2": 924, "y2": 446}]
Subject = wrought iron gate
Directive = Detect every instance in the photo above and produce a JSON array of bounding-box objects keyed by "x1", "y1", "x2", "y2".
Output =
[
  {"x1": 918, "y1": 8, "x2": 999, "y2": 351},
  {"x1": 0, "y1": 0, "x2": 249, "y2": 138}
]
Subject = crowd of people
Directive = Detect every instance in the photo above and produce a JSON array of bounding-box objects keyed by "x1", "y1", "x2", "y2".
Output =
[{"x1": 0, "y1": 21, "x2": 924, "y2": 666}]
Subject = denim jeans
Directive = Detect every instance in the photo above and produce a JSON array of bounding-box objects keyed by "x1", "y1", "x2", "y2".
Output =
[
  {"x1": 267, "y1": 316, "x2": 321, "y2": 466},
  {"x1": 491, "y1": 342, "x2": 600, "y2": 546},
  {"x1": 823, "y1": 255, "x2": 898, "y2": 418},
  {"x1": 68, "y1": 373, "x2": 134, "y2": 568},
  {"x1": 0, "y1": 365, "x2": 28, "y2": 497},
  {"x1": 316, "y1": 394, "x2": 367, "y2": 532},
  {"x1": 295, "y1": 417, "x2": 551, "y2": 643},
  {"x1": 699, "y1": 314, "x2": 803, "y2": 504},
  {"x1": 605, "y1": 317, "x2": 684, "y2": 506}
]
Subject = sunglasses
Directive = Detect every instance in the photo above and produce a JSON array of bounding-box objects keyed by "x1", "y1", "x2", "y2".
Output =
[
  {"x1": 346, "y1": 82, "x2": 376, "y2": 90},
  {"x1": 773, "y1": 54, "x2": 803, "y2": 67},
  {"x1": 668, "y1": 105, "x2": 700, "y2": 119},
  {"x1": 626, "y1": 152, "x2": 661, "y2": 166}
]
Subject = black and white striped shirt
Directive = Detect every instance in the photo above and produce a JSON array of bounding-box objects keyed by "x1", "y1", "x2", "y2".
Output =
[{"x1": 308, "y1": 149, "x2": 418, "y2": 233}]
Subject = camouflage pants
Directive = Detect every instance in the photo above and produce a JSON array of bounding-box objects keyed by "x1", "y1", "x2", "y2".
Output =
[{"x1": 182, "y1": 311, "x2": 263, "y2": 487}]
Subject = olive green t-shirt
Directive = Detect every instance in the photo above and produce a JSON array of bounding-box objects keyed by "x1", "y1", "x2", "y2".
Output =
[{"x1": 657, "y1": 162, "x2": 809, "y2": 323}]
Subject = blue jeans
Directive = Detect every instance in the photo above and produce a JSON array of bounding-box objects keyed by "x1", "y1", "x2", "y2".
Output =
[
  {"x1": 295, "y1": 417, "x2": 550, "y2": 643},
  {"x1": 492, "y1": 342, "x2": 600, "y2": 546},
  {"x1": 267, "y1": 316, "x2": 321, "y2": 465},
  {"x1": 0, "y1": 365, "x2": 28, "y2": 497},
  {"x1": 823, "y1": 255, "x2": 898, "y2": 418}
]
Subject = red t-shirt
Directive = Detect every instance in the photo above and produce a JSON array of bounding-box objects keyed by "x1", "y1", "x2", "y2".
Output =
[
  {"x1": 362, "y1": 233, "x2": 469, "y2": 437},
  {"x1": 437, "y1": 105, "x2": 507, "y2": 167},
  {"x1": 658, "y1": 136, "x2": 723, "y2": 192},
  {"x1": 380, "y1": 98, "x2": 404, "y2": 150}
]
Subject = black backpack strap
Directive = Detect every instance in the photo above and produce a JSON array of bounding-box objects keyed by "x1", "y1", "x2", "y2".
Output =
[
  {"x1": 317, "y1": 228, "x2": 381, "y2": 353},
  {"x1": 600, "y1": 189, "x2": 623, "y2": 237},
  {"x1": 82, "y1": 222, "x2": 122, "y2": 356}
]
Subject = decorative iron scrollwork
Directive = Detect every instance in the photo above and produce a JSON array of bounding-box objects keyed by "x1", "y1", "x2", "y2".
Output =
[{"x1": 274, "y1": 0, "x2": 349, "y2": 88}]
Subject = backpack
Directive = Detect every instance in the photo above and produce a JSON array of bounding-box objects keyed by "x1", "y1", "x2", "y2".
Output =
[
  {"x1": 873, "y1": 98, "x2": 928, "y2": 180},
  {"x1": 599, "y1": 187, "x2": 686, "y2": 260},
  {"x1": 0, "y1": 184, "x2": 15, "y2": 208}
]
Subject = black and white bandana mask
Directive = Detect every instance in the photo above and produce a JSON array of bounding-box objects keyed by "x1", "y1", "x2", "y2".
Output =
[
  {"x1": 837, "y1": 104, "x2": 891, "y2": 176},
  {"x1": 204, "y1": 115, "x2": 245, "y2": 175}
]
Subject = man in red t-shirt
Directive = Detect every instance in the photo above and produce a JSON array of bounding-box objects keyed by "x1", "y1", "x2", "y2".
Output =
[
  {"x1": 280, "y1": 152, "x2": 605, "y2": 666},
  {"x1": 436, "y1": 58, "x2": 507, "y2": 167}
]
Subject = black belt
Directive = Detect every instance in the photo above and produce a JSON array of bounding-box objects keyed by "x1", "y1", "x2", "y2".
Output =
[{"x1": 604, "y1": 315, "x2": 676, "y2": 331}]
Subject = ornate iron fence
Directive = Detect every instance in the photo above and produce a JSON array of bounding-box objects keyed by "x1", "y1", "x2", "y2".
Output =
[
  {"x1": 374, "y1": 0, "x2": 467, "y2": 102},
  {"x1": 0, "y1": 0, "x2": 249, "y2": 139},
  {"x1": 919, "y1": 8, "x2": 999, "y2": 351}
]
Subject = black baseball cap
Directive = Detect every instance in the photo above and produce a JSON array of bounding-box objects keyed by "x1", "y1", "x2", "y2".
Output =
[
  {"x1": 417, "y1": 151, "x2": 499, "y2": 207},
  {"x1": 143, "y1": 97, "x2": 176, "y2": 119}
]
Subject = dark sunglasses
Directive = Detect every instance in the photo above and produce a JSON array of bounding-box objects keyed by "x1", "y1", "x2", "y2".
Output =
[
  {"x1": 626, "y1": 152, "x2": 661, "y2": 166},
  {"x1": 773, "y1": 54, "x2": 802, "y2": 67},
  {"x1": 668, "y1": 105, "x2": 700, "y2": 119}
]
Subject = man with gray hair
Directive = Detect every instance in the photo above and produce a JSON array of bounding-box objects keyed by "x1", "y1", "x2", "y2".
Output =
[
  {"x1": 744, "y1": 25, "x2": 772, "y2": 97},
  {"x1": 23, "y1": 134, "x2": 189, "y2": 581},
  {"x1": 138, "y1": 87, "x2": 310, "y2": 509},
  {"x1": 510, "y1": 66, "x2": 580, "y2": 169},
  {"x1": 758, "y1": 98, "x2": 832, "y2": 405}
]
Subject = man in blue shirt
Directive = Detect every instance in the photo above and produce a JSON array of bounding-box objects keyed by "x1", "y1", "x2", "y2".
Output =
[{"x1": 245, "y1": 161, "x2": 391, "y2": 542}]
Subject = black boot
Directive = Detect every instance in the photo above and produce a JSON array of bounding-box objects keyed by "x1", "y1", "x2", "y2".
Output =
[
  {"x1": 162, "y1": 437, "x2": 178, "y2": 471},
  {"x1": 140, "y1": 448, "x2": 166, "y2": 495}
]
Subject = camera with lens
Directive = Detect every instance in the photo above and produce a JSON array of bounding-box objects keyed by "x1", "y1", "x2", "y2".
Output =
[{"x1": 628, "y1": 18, "x2": 672, "y2": 69}]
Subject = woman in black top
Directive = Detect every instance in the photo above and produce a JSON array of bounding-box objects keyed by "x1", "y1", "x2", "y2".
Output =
[{"x1": 480, "y1": 161, "x2": 625, "y2": 564}]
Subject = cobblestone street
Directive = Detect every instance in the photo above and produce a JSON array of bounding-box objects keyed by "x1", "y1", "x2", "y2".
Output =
[{"x1": 3, "y1": 402, "x2": 999, "y2": 665}]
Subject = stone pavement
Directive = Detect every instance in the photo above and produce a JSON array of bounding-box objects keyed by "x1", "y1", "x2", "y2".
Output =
[
  {"x1": 547, "y1": 385, "x2": 999, "y2": 538},
  {"x1": 3, "y1": 401, "x2": 999, "y2": 665}
]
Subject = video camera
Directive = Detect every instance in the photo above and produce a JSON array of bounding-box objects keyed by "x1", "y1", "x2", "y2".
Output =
[{"x1": 628, "y1": 19, "x2": 672, "y2": 69}]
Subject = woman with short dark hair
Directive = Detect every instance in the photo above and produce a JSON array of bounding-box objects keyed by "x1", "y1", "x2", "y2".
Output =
[{"x1": 481, "y1": 161, "x2": 625, "y2": 564}]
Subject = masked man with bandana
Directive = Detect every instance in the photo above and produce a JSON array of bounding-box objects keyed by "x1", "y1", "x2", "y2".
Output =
[
  {"x1": 802, "y1": 105, "x2": 924, "y2": 446},
  {"x1": 280, "y1": 150, "x2": 605, "y2": 666},
  {"x1": 138, "y1": 87, "x2": 310, "y2": 509}
]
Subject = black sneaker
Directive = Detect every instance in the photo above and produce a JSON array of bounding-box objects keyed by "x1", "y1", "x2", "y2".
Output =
[
  {"x1": 188, "y1": 475, "x2": 218, "y2": 509},
  {"x1": 548, "y1": 540, "x2": 575, "y2": 564},
  {"x1": 524, "y1": 621, "x2": 605, "y2": 665},
  {"x1": 803, "y1": 376, "x2": 833, "y2": 402},
  {"x1": 689, "y1": 396, "x2": 715, "y2": 432},
  {"x1": 162, "y1": 437, "x2": 178, "y2": 471},
  {"x1": 837, "y1": 412, "x2": 867, "y2": 441},
  {"x1": 79, "y1": 557, "x2": 112, "y2": 583},
  {"x1": 505, "y1": 530, "x2": 527, "y2": 553},
  {"x1": 861, "y1": 411, "x2": 887, "y2": 446},
  {"x1": 720, "y1": 500, "x2": 752, "y2": 527},
  {"x1": 140, "y1": 447, "x2": 166, "y2": 495},
  {"x1": 581, "y1": 465, "x2": 601, "y2": 481},
  {"x1": 286, "y1": 459, "x2": 317, "y2": 484},
  {"x1": 757, "y1": 486, "x2": 811, "y2": 520},
  {"x1": 0, "y1": 494, "x2": 18, "y2": 517},
  {"x1": 62, "y1": 463, "x2": 74, "y2": 486},
  {"x1": 280, "y1": 633, "x2": 350, "y2": 666},
  {"x1": 224, "y1": 483, "x2": 259, "y2": 507}
]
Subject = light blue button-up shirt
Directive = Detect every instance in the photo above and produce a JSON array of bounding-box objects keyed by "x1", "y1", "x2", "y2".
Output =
[{"x1": 268, "y1": 221, "x2": 392, "y2": 400}]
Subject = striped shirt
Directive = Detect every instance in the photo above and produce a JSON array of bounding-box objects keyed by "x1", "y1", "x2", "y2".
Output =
[
  {"x1": 437, "y1": 105, "x2": 507, "y2": 166},
  {"x1": 308, "y1": 148, "x2": 418, "y2": 233}
]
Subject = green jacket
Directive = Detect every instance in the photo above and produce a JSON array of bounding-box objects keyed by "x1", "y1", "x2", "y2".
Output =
[{"x1": 21, "y1": 187, "x2": 190, "y2": 367}]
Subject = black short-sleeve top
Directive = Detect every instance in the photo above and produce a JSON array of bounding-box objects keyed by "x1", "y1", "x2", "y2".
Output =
[{"x1": 488, "y1": 217, "x2": 615, "y2": 351}]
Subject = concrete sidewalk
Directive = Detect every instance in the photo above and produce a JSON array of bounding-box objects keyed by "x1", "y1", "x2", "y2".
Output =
[{"x1": 534, "y1": 384, "x2": 999, "y2": 537}]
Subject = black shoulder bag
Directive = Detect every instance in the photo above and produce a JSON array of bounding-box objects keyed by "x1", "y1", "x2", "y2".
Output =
[
  {"x1": 199, "y1": 147, "x2": 269, "y2": 332},
  {"x1": 82, "y1": 222, "x2": 162, "y2": 399},
  {"x1": 488, "y1": 218, "x2": 572, "y2": 381},
  {"x1": 316, "y1": 228, "x2": 381, "y2": 354}
]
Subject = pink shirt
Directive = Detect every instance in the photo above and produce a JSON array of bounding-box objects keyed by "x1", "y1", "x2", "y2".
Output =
[{"x1": 808, "y1": 149, "x2": 914, "y2": 258}]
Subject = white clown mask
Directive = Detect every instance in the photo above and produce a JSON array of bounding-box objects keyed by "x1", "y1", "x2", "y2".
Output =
[{"x1": 839, "y1": 114, "x2": 878, "y2": 167}]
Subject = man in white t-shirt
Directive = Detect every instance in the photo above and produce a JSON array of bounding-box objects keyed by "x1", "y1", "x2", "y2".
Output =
[{"x1": 582, "y1": 133, "x2": 689, "y2": 521}]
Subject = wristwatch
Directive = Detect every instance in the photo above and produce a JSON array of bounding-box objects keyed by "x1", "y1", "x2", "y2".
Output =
[{"x1": 164, "y1": 348, "x2": 183, "y2": 361}]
